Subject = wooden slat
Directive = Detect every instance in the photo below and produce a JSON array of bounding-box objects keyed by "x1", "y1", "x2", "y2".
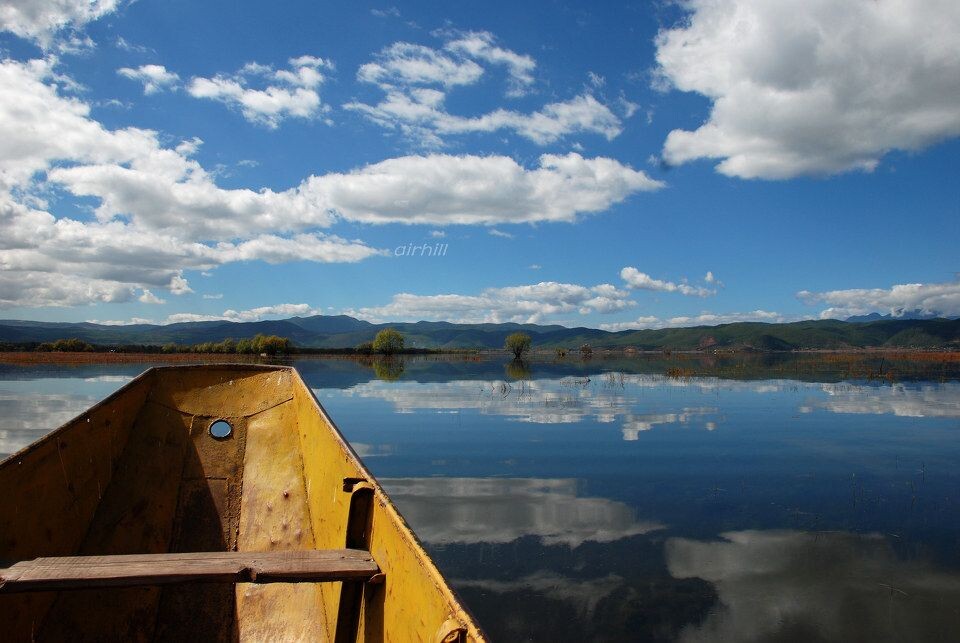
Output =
[{"x1": 0, "y1": 549, "x2": 379, "y2": 593}]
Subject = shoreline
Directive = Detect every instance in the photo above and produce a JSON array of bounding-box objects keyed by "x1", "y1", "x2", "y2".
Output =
[
  {"x1": 1, "y1": 349, "x2": 958, "y2": 365},
  {"x1": 0, "y1": 352, "x2": 269, "y2": 364}
]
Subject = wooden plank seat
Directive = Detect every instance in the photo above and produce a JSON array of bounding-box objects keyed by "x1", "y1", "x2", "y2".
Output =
[{"x1": 0, "y1": 549, "x2": 381, "y2": 593}]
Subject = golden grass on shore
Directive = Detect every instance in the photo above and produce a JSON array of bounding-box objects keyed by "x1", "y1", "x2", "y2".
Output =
[{"x1": 817, "y1": 351, "x2": 960, "y2": 363}]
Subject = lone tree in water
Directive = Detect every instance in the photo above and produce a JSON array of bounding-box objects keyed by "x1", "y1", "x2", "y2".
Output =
[
  {"x1": 505, "y1": 332, "x2": 532, "y2": 359},
  {"x1": 373, "y1": 328, "x2": 404, "y2": 355}
]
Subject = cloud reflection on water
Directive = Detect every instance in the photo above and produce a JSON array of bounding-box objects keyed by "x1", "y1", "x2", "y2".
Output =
[
  {"x1": 337, "y1": 373, "x2": 960, "y2": 442},
  {"x1": 452, "y1": 571, "x2": 625, "y2": 621},
  {"x1": 809, "y1": 382, "x2": 960, "y2": 419},
  {"x1": 666, "y1": 529, "x2": 960, "y2": 642},
  {"x1": 622, "y1": 407, "x2": 719, "y2": 440},
  {"x1": 0, "y1": 376, "x2": 135, "y2": 457},
  {"x1": 350, "y1": 442, "x2": 393, "y2": 457},
  {"x1": 382, "y1": 477, "x2": 663, "y2": 546},
  {"x1": 0, "y1": 392, "x2": 100, "y2": 456},
  {"x1": 337, "y1": 373, "x2": 740, "y2": 437}
]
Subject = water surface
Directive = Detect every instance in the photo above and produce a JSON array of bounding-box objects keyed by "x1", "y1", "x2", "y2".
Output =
[{"x1": 2, "y1": 356, "x2": 959, "y2": 642}]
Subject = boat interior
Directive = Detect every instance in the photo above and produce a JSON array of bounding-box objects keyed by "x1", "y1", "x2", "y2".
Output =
[{"x1": 0, "y1": 365, "x2": 479, "y2": 642}]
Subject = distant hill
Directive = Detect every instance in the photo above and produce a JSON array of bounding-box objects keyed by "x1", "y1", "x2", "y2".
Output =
[
  {"x1": 0, "y1": 315, "x2": 958, "y2": 351},
  {"x1": 845, "y1": 309, "x2": 956, "y2": 323}
]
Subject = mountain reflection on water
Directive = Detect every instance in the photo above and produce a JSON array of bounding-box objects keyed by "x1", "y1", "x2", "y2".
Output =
[{"x1": 1, "y1": 355, "x2": 959, "y2": 641}]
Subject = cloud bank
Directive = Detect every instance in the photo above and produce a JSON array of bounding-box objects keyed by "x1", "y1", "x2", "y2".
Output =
[
  {"x1": 345, "y1": 281, "x2": 635, "y2": 324},
  {"x1": 0, "y1": 58, "x2": 661, "y2": 308},
  {"x1": 655, "y1": 0, "x2": 960, "y2": 178},
  {"x1": 601, "y1": 310, "x2": 788, "y2": 332},
  {"x1": 799, "y1": 279, "x2": 960, "y2": 319},
  {"x1": 347, "y1": 31, "x2": 622, "y2": 145}
]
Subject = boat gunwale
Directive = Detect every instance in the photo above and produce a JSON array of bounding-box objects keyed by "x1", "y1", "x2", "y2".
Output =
[{"x1": 289, "y1": 366, "x2": 487, "y2": 640}]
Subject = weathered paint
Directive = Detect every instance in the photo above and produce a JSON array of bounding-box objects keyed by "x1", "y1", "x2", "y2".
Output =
[
  {"x1": 0, "y1": 365, "x2": 485, "y2": 642},
  {"x1": 235, "y1": 400, "x2": 327, "y2": 641}
]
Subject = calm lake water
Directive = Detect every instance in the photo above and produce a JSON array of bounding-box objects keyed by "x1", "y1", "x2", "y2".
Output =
[{"x1": 2, "y1": 356, "x2": 959, "y2": 642}]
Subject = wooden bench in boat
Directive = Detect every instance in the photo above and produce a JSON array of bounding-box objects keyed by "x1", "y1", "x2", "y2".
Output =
[{"x1": 0, "y1": 549, "x2": 381, "y2": 593}]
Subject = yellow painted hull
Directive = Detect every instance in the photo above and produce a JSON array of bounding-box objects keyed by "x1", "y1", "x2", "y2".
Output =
[{"x1": 0, "y1": 365, "x2": 485, "y2": 642}]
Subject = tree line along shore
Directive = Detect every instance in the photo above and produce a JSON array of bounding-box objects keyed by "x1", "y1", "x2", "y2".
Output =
[
  {"x1": 0, "y1": 330, "x2": 545, "y2": 359},
  {"x1": 1, "y1": 327, "x2": 958, "y2": 358},
  {"x1": 0, "y1": 329, "x2": 475, "y2": 357}
]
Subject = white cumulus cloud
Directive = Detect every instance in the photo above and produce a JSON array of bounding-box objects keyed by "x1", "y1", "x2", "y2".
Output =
[
  {"x1": 220, "y1": 303, "x2": 318, "y2": 322},
  {"x1": 137, "y1": 289, "x2": 165, "y2": 304},
  {"x1": 358, "y1": 41, "x2": 484, "y2": 89},
  {"x1": 345, "y1": 281, "x2": 635, "y2": 324},
  {"x1": 0, "y1": 0, "x2": 121, "y2": 48},
  {"x1": 302, "y1": 153, "x2": 663, "y2": 225},
  {"x1": 117, "y1": 64, "x2": 180, "y2": 95},
  {"x1": 348, "y1": 89, "x2": 621, "y2": 147},
  {"x1": 654, "y1": 0, "x2": 960, "y2": 178},
  {"x1": 601, "y1": 310, "x2": 789, "y2": 331},
  {"x1": 162, "y1": 303, "x2": 319, "y2": 325},
  {"x1": 348, "y1": 32, "x2": 621, "y2": 145},
  {"x1": 0, "y1": 59, "x2": 380, "y2": 307},
  {"x1": 799, "y1": 279, "x2": 960, "y2": 319},
  {"x1": 443, "y1": 30, "x2": 536, "y2": 96},
  {"x1": 620, "y1": 267, "x2": 715, "y2": 297},
  {"x1": 215, "y1": 233, "x2": 389, "y2": 264},
  {"x1": 187, "y1": 55, "x2": 334, "y2": 128},
  {"x1": 0, "y1": 58, "x2": 659, "y2": 309}
]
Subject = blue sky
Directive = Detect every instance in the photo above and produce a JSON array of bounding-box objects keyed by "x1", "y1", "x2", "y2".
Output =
[{"x1": 0, "y1": 0, "x2": 957, "y2": 329}]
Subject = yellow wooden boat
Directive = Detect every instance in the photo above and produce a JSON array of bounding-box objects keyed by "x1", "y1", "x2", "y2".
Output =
[{"x1": 0, "y1": 365, "x2": 485, "y2": 642}]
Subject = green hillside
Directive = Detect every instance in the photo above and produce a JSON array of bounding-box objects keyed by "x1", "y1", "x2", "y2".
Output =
[{"x1": 1, "y1": 316, "x2": 958, "y2": 351}]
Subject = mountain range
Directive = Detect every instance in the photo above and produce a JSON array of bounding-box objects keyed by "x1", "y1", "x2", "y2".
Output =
[
  {"x1": 844, "y1": 309, "x2": 955, "y2": 323},
  {"x1": 1, "y1": 315, "x2": 959, "y2": 351}
]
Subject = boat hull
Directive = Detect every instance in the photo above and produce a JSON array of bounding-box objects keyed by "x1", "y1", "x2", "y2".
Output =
[{"x1": 0, "y1": 365, "x2": 484, "y2": 642}]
